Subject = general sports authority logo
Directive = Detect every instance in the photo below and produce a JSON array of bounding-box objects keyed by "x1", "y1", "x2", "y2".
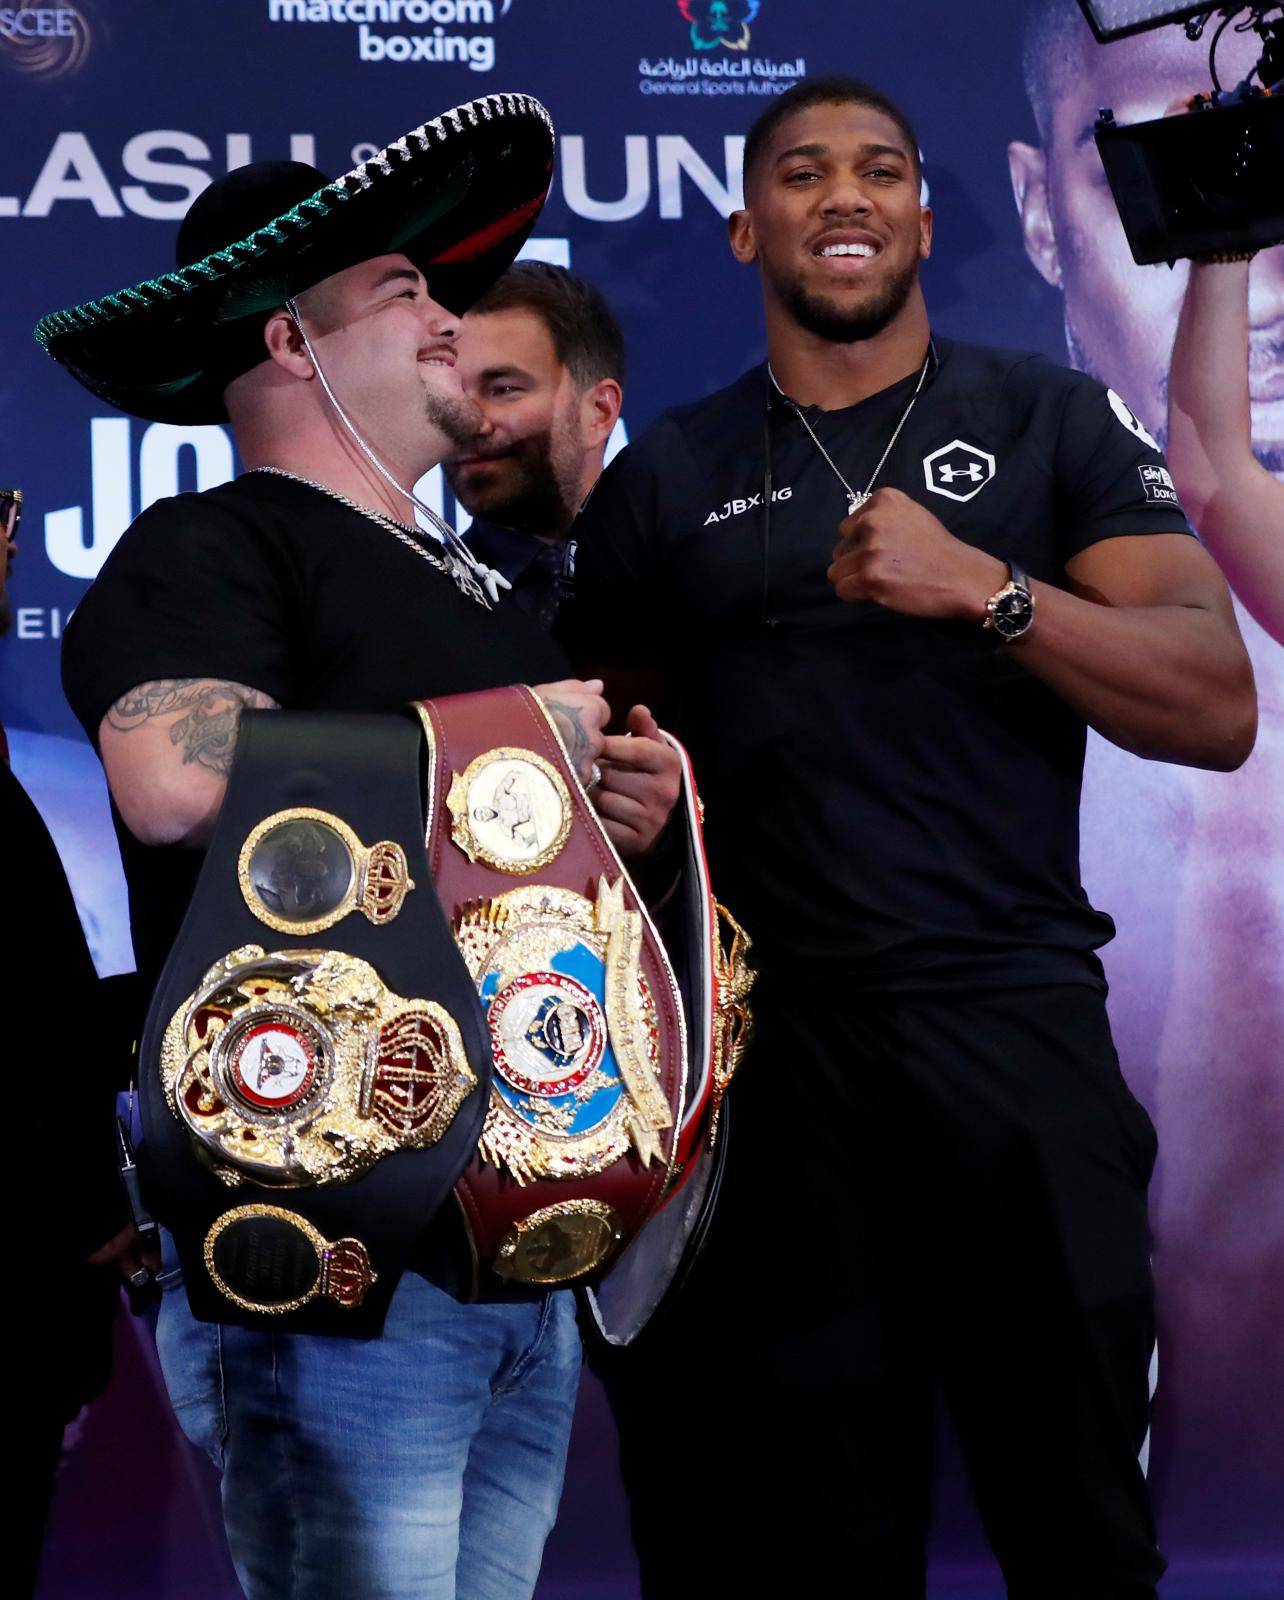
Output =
[
  {"x1": 923, "y1": 440, "x2": 996, "y2": 503},
  {"x1": 678, "y1": 0, "x2": 758, "y2": 51}
]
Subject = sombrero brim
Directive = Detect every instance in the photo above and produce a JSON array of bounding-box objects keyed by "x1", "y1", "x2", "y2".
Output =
[{"x1": 34, "y1": 93, "x2": 554, "y2": 425}]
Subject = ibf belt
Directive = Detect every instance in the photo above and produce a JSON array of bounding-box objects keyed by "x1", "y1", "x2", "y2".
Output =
[
  {"x1": 417, "y1": 686, "x2": 689, "y2": 1290},
  {"x1": 138, "y1": 711, "x2": 491, "y2": 1335}
]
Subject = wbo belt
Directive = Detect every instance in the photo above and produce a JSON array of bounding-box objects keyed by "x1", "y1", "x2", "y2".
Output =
[
  {"x1": 416, "y1": 686, "x2": 754, "y2": 1335},
  {"x1": 138, "y1": 711, "x2": 491, "y2": 1336}
]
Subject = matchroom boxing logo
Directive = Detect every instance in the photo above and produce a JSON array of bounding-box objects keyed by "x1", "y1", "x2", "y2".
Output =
[
  {"x1": 267, "y1": 0, "x2": 511, "y2": 72},
  {"x1": 0, "y1": 4, "x2": 91, "y2": 78}
]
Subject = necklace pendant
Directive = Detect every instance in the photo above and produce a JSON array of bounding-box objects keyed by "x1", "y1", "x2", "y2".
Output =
[
  {"x1": 847, "y1": 491, "x2": 870, "y2": 514},
  {"x1": 451, "y1": 561, "x2": 491, "y2": 610}
]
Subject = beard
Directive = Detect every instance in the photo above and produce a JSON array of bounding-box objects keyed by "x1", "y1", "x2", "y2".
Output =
[
  {"x1": 447, "y1": 416, "x2": 581, "y2": 536},
  {"x1": 774, "y1": 254, "x2": 920, "y2": 344},
  {"x1": 424, "y1": 385, "x2": 485, "y2": 447}
]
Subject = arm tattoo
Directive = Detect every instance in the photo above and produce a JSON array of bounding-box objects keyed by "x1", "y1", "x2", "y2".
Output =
[
  {"x1": 544, "y1": 698, "x2": 593, "y2": 772},
  {"x1": 107, "y1": 679, "x2": 278, "y2": 778}
]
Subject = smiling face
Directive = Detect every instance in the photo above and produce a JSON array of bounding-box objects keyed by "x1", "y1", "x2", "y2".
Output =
[
  {"x1": 445, "y1": 305, "x2": 589, "y2": 534},
  {"x1": 445, "y1": 302, "x2": 621, "y2": 540},
  {"x1": 1012, "y1": 24, "x2": 1284, "y2": 469},
  {"x1": 731, "y1": 100, "x2": 932, "y2": 345},
  {"x1": 289, "y1": 252, "x2": 483, "y2": 479}
]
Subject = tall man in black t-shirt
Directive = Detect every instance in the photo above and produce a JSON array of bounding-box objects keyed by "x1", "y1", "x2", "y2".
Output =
[
  {"x1": 44, "y1": 101, "x2": 680, "y2": 1600},
  {"x1": 564, "y1": 77, "x2": 1257, "y2": 1600}
]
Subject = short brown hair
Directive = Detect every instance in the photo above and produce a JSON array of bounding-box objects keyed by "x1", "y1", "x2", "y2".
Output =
[{"x1": 467, "y1": 261, "x2": 626, "y2": 388}]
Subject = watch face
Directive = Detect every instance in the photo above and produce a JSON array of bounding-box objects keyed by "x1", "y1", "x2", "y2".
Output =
[{"x1": 992, "y1": 586, "x2": 1034, "y2": 638}]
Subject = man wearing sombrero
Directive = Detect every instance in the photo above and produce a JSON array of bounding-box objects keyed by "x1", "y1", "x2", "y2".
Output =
[{"x1": 41, "y1": 96, "x2": 682, "y2": 1598}]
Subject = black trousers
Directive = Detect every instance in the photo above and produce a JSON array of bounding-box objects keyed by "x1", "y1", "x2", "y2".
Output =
[{"x1": 599, "y1": 982, "x2": 1164, "y2": 1599}]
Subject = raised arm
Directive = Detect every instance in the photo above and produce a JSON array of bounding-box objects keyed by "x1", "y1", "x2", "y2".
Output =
[
  {"x1": 827, "y1": 494, "x2": 1256, "y2": 772},
  {"x1": 99, "y1": 678, "x2": 278, "y2": 848},
  {"x1": 1166, "y1": 259, "x2": 1284, "y2": 645}
]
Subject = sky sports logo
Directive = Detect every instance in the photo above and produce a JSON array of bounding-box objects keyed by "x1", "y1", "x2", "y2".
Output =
[
  {"x1": 1138, "y1": 464, "x2": 1180, "y2": 506},
  {"x1": 267, "y1": 0, "x2": 510, "y2": 72}
]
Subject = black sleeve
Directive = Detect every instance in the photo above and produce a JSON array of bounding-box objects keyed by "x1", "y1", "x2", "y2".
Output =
[
  {"x1": 61, "y1": 491, "x2": 295, "y2": 745},
  {"x1": 1051, "y1": 368, "x2": 1196, "y2": 562},
  {"x1": 557, "y1": 429, "x2": 673, "y2": 671}
]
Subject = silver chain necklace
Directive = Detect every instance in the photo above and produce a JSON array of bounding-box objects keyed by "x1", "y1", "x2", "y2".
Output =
[
  {"x1": 250, "y1": 467, "x2": 492, "y2": 610},
  {"x1": 768, "y1": 347, "x2": 933, "y2": 514}
]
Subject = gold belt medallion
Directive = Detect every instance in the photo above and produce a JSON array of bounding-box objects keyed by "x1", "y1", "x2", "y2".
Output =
[
  {"x1": 493, "y1": 1199, "x2": 623, "y2": 1284},
  {"x1": 238, "y1": 807, "x2": 414, "y2": 935},
  {"x1": 453, "y1": 879, "x2": 672, "y2": 1185},
  {"x1": 447, "y1": 747, "x2": 571, "y2": 874},
  {"x1": 204, "y1": 1204, "x2": 376, "y2": 1313},
  {"x1": 709, "y1": 903, "x2": 756, "y2": 1143},
  {"x1": 161, "y1": 945, "x2": 476, "y2": 1187}
]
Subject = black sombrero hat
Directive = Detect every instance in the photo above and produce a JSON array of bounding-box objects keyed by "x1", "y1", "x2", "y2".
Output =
[{"x1": 34, "y1": 94, "x2": 554, "y2": 425}]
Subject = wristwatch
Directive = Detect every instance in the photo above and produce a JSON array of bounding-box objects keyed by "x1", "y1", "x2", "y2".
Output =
[{"x1": 983, "y1": 561, "x2": 1035, "y2": 641}]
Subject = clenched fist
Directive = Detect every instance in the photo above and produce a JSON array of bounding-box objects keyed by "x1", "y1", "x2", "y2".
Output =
[{"x1": 825, "y1": 487, "x2": 1006, "y2": 622}]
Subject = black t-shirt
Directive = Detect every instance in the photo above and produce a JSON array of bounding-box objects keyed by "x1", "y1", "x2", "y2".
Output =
[
  {"x1": 562, "y1": 338, "x2": 1194, "y2": 992},
  {"x1": 62, "y1": 472, "x2": 569, "y2": 984}
]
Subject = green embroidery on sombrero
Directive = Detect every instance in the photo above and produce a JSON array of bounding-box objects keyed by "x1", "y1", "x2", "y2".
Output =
[
  {"x1": 32, "y1": 93, "x2": 552, "y2": 362},
  {"x1": 34, "y1": 192, "x2": 346, "y2": 342}
]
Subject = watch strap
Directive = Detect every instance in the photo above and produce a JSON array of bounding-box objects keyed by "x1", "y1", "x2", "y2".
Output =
[{"x1": 983, "y1": 561, "x2": 1035, "y2": 639}]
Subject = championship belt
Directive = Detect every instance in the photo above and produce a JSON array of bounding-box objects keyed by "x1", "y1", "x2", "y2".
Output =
[
  {"x1": 585, "y1": 736, "x2": 755, "y2": 1345},
  {"x1": 416, "y1": 686, "x2": 753, "y2": 1323},
  {"x1": 138, "y1": 712, "x2": 490, "y2": 1335}
]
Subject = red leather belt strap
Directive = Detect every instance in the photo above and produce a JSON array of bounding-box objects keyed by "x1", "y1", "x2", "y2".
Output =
[{"x1": 415, "y1": 685, "x2": 687, "y2": 1291}]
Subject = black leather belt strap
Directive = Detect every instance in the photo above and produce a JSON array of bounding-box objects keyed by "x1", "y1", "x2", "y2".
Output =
[{"x1": 138, "y1": 710, "x2": 491, "y2": 1336}]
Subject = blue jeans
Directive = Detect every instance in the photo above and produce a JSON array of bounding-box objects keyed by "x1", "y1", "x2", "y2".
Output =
[{"x1": 156, "y1": 1253, "x2": 581, "y2": 1600}]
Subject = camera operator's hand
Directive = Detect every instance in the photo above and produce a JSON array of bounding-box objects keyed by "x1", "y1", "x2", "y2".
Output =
[
  {"x1": 1163, "y1": 92, "x2": 1202, "y2": 116},
  {"x1": 533, "y1": 678, "x2": 610, "y2": 786}
]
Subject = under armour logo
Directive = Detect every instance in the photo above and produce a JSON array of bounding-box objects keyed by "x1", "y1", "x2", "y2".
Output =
[{"x1": 923, "y1": 440, "x2": 996, "y2": 503}]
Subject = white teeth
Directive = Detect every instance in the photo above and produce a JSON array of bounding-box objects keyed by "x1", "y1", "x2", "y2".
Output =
[{"x1": 818, "y1": 243, "x2": 876, "y2": 257}]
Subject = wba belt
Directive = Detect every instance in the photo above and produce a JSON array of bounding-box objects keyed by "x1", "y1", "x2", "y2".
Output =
[
  {"x1": 138, "y1": 693, "x2": 753, "y2": 1342},
  {"x1": 137, "y1": 711, "x2": 491, "y2": 1336},
  {"x1": 416, "y1": 686, "x2": 754, "y2": 1331}
]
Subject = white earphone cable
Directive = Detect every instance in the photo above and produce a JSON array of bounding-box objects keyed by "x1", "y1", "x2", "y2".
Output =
[{"x1": 284, "y1": 297, "x2": 511, "y2": 605}]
